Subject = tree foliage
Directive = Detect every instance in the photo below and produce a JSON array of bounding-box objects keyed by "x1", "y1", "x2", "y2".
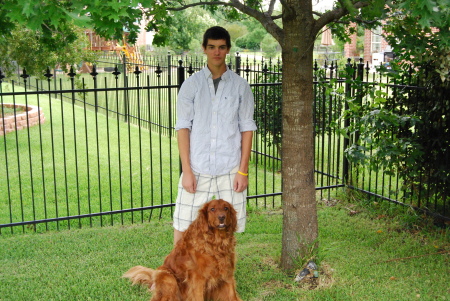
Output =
[
  {"x1": 332, "y1": 1, "x2": 450, "y2": 203},
  {"x1": 254, "y1": 65, "x2": 283, "y2": 155},
  {"x1": 379, "y1": 1, "x2": 450, "y2": 201},
  {"x1": 152, "y1": 7, "x2": 217, "y2": 53},
  {"x1": 0, "y1": 25, "x2": 96, "y2": 77},
  {"x1": 261, "y1": 34, "x2": 280, "y2": 58},
  {"x1": 224, "y1": 23, "x2": 248, "y2": 43},
  {"x1": 1, "y1": 0, "x2": 143, "y2": 43},
  {"x1": 1, "y1": 0, "x2": 143, "y2": 76}
]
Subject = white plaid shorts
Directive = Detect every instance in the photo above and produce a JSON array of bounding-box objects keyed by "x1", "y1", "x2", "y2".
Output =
[{"x1": 173, "y1": 166, "x2": 247, "y2": 233}]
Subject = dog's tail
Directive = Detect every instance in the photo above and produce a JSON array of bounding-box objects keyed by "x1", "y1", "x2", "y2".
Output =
[
  {"x1": 123, "y1": 265, "x2": 157, "y2": 290},
  {"x1": 123, "y1": 266, "x2": 182, "y2": 300}
]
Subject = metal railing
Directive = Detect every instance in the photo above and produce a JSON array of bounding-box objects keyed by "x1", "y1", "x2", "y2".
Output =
[{"x1": 0, "y1": 53, "x2": 448, "y2": 234}]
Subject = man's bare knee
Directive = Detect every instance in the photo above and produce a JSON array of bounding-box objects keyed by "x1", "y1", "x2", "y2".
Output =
[{"x1": 174, "y1": 229, "x2": 183, "y2": 246}]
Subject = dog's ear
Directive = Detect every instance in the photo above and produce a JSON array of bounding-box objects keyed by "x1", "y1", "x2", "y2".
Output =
[
  {"x1": 227, "y1": 202, "x2": 238, "y2": 234},
  {"x1": 198, "y1": 201, "x2": 211, "y2": 233}
]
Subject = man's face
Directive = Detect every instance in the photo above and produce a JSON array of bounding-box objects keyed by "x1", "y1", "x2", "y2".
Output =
[{"x1": 203, "y1": 39, "x2": 230, "y2": 68}]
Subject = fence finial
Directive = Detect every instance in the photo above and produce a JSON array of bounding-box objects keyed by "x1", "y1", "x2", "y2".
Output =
[
  {"x1": 155, "y1": 64, "x2": 162, "y2": 77},
  {"x1": 90, "y1": 64, "x2": 98, "y2": 77},
  {"x1": 67, "y1": 67, "x2": 76, "y2": 78},
  {"x1": 133, "y1": 66, "x2": 142, "y2": 75},
  {"x1": 113, "y1": 65, "x2": 121, "y2": 77},
  {"x1": 20, "y1": 68, "x2": 30, "y2": 82},
  {"x1": 44, "y1": 67, "x2": 53, "y2": 80},
  {"x1": 0, "y1": 68, "x2": 5, "y2": 84}
]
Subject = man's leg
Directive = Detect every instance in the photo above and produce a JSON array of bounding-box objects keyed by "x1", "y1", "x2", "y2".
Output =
[{"x1": 174, "y1": 229, "x2": 183, "y2": 246}]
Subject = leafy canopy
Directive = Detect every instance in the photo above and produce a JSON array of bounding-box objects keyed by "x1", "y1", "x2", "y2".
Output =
[{"x1": 1, "y1": 0, "x2": 144, "y2": 43}]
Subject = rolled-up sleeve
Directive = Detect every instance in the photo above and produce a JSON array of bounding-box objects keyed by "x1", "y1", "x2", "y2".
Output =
[
  {"x1": 238, "y1": 81, "x2": 257, "y2": 132},
  {"x1": 175, "y1": 80, "x2": 195, "y2": 131}
]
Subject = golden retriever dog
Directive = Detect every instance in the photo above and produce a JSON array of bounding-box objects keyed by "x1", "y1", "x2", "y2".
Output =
[{"x1": 123, "y1": 199, "x2": 243, "y2": 301}]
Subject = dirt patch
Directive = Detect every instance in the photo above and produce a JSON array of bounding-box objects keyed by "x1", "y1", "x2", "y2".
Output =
[
  {"x1": 296, "y1": 262, "x2": 334, "y2": 290},
  {"x1": 0, "y1": 105, "x2": 25, "y2": 118},
  {"x1": 294, "y1": 262, "x2": 335, "y2": 290},
  {"x1": 257, "y1": 261, "x2": 334, "y2": 300}
]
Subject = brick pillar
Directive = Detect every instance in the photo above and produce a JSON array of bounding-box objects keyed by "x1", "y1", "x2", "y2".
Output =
[
  {"x1": 363, "y1": 29, "x2": 372, "y2": 65},
  {"x1": 381, "y1": 21, "x2": 390, "y2": 53},
  {"x1": 344, "y1": 23, "x2": 358, "y2": 58}
]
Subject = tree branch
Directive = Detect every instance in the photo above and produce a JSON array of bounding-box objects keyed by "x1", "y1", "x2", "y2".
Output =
[
  {"x1": 164, "y1": 0, "x2": 285, "y2": 45},
  {"x1": 166, "y1": 1, "x2": 231, "y2": 11},
  {"x1": 279, "y1": 0, "x2": 295, "y2": 20},
  {"x1": 229, "y1": 0, "x2": 284, "y2": 44},
  {"x1": 267, "y1": 0, "x2": 276, "y2": 16},
  {"x1": 313, "y1": 1, "x2": 369, "y2": 35}
]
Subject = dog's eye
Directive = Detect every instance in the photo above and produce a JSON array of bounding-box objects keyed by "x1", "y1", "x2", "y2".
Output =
[
  {"x1": 210, "y1": 208, "x2": 215, "y2": 212},
  {"x1": 224, "y1": 207, "x2": 229, "y2": 211}
]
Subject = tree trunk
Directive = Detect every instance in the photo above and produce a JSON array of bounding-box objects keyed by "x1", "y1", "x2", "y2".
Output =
[{"x1": 280, "y1": 0, "x2": 318, "y2": 272}]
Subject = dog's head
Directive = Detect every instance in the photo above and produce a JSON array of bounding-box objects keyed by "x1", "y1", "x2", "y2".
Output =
[{"x1": 199, "y1": 199, "x2": 237, "y2": 233}]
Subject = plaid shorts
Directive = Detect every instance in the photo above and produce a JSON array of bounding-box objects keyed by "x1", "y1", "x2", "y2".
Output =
[{"x1": 173, "y1": 166, "x2": 247, "y2": 233}]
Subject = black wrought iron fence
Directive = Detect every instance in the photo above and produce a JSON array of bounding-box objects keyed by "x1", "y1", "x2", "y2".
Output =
[
  {"x1": 318, "y1": 58, "x2": 449, "y2": 223},
  {"x1": 0, "y1": 54, "x2": 448, "y2": 234}
]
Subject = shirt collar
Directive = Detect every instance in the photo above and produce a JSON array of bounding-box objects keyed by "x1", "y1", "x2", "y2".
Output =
[{"x1": 202, "y1": 66, "x2": 231, "y2": 81}]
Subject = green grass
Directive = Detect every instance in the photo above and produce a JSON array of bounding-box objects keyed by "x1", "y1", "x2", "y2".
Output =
[
  {"x1": 0, "y1": 83, "x2": 179, "y2": 229},
  {"x1": 0, "y1": 82, "x2": 282, "y2": 232},
  {"x1": 0, "y1": 198, "x2": 448, "y2": 301}
]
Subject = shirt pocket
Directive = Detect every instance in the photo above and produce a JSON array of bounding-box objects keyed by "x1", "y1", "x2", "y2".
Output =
[{"x1": 220, "y1": 95, "x2": 240, "y2": 123}]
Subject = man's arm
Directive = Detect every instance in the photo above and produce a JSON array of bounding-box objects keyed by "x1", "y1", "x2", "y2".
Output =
[
  {"x1": 177, "y1": 128, "x2": 196, "y2": 193},
  {"x1": 234, "y1": 130, "x2": 253, "y2": 192}
]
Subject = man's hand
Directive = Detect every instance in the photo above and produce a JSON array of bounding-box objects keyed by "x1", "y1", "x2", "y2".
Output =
[
  {"x1": 182, "y1": 171, "x2": 197, "y2": 194},
  {"x1": 233, "y1": 173, "x2": 248, "y2": 192}
]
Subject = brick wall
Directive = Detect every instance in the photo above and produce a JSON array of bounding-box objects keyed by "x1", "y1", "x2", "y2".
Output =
[
  {"x1": 0, "y1": 104, "x2": 45, "y2": 136},
  {"x1": 344, "y1": 23, "x2": 358, "y2": 58}
]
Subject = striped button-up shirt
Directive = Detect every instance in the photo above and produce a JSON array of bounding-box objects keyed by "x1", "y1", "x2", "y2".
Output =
[{"x1": 175, "y1": 66, "x2": 257, "y2": 175}]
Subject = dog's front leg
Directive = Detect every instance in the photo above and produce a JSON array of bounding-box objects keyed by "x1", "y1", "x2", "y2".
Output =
[
  {"x1": 184, "y1": 274, "x2": 206, "y2": 301},
  {"x1": 209, "y1": 280, "x2": 242, "y2": 301}
]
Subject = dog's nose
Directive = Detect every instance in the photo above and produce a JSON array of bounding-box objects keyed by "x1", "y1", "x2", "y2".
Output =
[{"x1": 218, "y1": 214, "x2": 225, "y2": 222}]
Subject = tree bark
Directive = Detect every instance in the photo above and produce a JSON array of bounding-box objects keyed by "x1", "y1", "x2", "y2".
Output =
[{"x1": 280, "y1": 0, "x2": 318, "y2": 271}]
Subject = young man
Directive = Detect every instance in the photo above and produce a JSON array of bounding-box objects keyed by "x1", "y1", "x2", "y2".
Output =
[{"x1": 173, "y1": 26, "x2": 257, "y2": 244}]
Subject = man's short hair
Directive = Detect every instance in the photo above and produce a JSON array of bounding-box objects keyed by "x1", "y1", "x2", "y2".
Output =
[{"x1": 202, "y1": 26, "x2": 231, "y2": 49}]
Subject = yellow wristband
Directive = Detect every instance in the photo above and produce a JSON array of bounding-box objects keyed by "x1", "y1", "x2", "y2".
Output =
[{"x1": 237, "y1": 170, "x2": 248, "y2": 176}]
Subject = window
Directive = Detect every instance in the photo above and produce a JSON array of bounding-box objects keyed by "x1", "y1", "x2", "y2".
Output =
[{"x1": 371, "y1": 26, "x2": 382, "y2": 53}]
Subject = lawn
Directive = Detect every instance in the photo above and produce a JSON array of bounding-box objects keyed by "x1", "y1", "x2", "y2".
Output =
[
  {"x1": 2, "y1": 75, "x2": 448, "y2": 300},
  {"x1": 0, "y1": 81, "x2": 282, "y2": 233},
  {"x1": 0, "y1": 196, "x2": 448, "y2": 301}
]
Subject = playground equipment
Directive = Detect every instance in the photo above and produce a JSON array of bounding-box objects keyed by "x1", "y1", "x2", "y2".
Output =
[
  {"x1": 114, "y1": 38, "x2": 145, "y2": 71},
  {"x1": 84, "y1": 30, "x2": 145, "y2": 72}
]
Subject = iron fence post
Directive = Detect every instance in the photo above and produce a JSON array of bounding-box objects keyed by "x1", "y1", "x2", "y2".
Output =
[
  {"x1": 177, "y1": 59, "x2": 185, "y2": 176},
  {"x1": 123, "y1": 52, "x2": 128, "y2": 123},
  {"x1": 354, "y1": 58, "x2": 364, "y2": 146},
  {"x1": 178, "y1": 60, "x2": 185, "y2": 89},
  {"x1": 167, "y1": 52, "x2": 172, "y2": 137},
  {"x1": 342, "y1": 59, "x2": 353, "y2": 184},
  {"x1": 235, "y1": 52, "x2": 241, "y2": 76},
  {"x1": 357, "y1": 58, "x2": 364, "y2": 80}
]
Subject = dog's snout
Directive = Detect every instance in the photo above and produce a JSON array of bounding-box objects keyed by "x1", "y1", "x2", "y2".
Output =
[{"x1": 218, "y1": 214, "x2": 226, "y2": 222}]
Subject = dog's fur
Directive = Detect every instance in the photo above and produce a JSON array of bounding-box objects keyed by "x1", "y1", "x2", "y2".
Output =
[{"x1": 123, "y1": 199, "x2": 242, "y2": 301}]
